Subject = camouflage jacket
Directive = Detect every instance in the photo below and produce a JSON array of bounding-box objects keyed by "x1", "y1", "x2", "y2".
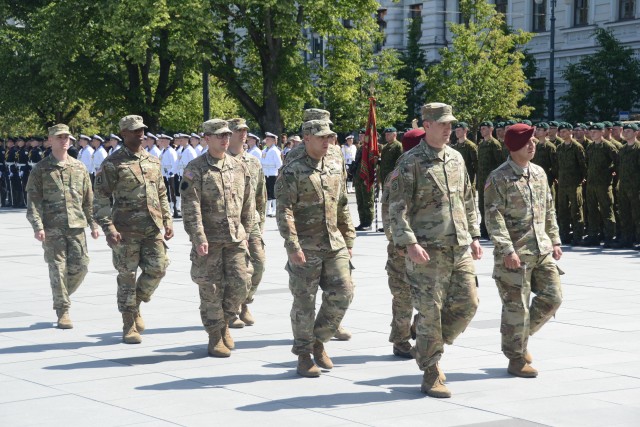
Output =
[
  {"x1": 283, "y1": 142, "x2": 343, "y2": 168},
  {"x1": 485, "y1": 158, "x2": 560, "y2": 257},
  {"x1": 477, "y1": 137, "x2": 505, "y2": 190},
  {"x1": 379, "y1": 140, "x2": 403, "y2": 185},
  {"x1": 450, "y1": 138, "x2": 478, "y2": 186},
  {"x1": 389, "y1": 140, "x2": 479, "y2": 249},
  {"x1": 532, "y1": 138, "x2": 557, "y2": 184},
  {"x1": 94, "y1": 146, "x2": 171, "y2": 234},
  {"x1": 181, "y1": 152, "x2": 254, "y2": 246},
  {"x1": 26, "y1": 156, "x2": 96, "y2": 232},
  {"x1": 230, "y1": 150, "x2": 266, "y2": 235},
  {"x1": 556, "y1": 140, "x2": 587, "y2": 187},
  {"x1": 585, "y1": 141, "x2": 618, "y2": 186},
  {"x1": 618, "y1": 141, "x2": 640, "y2": 189},
  {"x1": 275, "y1": 149, "x2": 355, "y2": 254}
]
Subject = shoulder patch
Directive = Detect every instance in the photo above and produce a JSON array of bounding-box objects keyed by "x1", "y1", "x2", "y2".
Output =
[
  {"x1": 484, "y1": 177, "x2": 492, "y2": 190},
  {"x1": 183, "y1": 170, "x2": 194, "y2": 180},
  {"x1": 390, "y1": 169, "x2": 399, "y2": 181}
]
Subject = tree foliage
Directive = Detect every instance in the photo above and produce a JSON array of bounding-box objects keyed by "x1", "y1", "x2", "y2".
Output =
[
  {"x1": 397, "y1": 15, "x2": 429, "y2": 129},
  {"x1": 561, "y1": 28, "x2": 640, "y2": 122},
  {"x1": 421, "y1": 0, "x2": 533, "y2": 133}
]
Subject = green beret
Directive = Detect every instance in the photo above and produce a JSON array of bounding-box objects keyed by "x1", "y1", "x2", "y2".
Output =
[
  {"x1": 479, "y1": 120, "x2": 494, "y2": 128},
  {"x1": 520, "y1": 120, "x2": 533, "y2": 126},
  {"x1": 454, "y1": 122, "x2": 469, "y2": 129},
  {"x1": 384, "y1": 126, "x2": 397, "y2": 133},
  {"x1": 612, "y1": 121, "x2": 623, "y2": 127},
  {"x1": 536, "y1": 122, "x2": 549, "y2": 129},
  {"x1": 495, "y1": 122, "x2": 505, "y2": 129},
  {"x1": 359, "y1": 128, "x2": 366, "y2": 134},
  {"x1": 575, "y1": 123, "x2": 588, "y2": 130},
  {"x1": 558, "y1": 122, "x2": 573, "y2": 130},
  {"x1": 602, "y1": 121, "x2": 613, "y2": 128},
  {"x1": 505, "y1": 120, "x2": 517, "y2": 126},
  {"x1": 548, "y1": 121, "x2": 559, "y2": 128},
  {"x1": 623, "y1": 123, "x2": 638, "y2": 131},
  {"x1": 589, "y1": 122, "x2": 605, "y2": 131}
]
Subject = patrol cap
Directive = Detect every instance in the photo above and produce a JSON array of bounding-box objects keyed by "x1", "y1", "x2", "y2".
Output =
[
  {"x1": 505, "y1": 123, "x2": 535, "y2": 152},
  {"x1": 247, "y1": 133, "x2": 260, "y2": 141},
  {"x1": 602, "y1": 121, "x2": 613, "y2": 128},
  {"x1": 227, "y1": 118, "x2": 250, "y2": 131},
  {"x1": 146, "y1": 132, "x2": 158, "y2": 141},
  {"x1": 589, "y1": 122, "x2": 605, "y2": 130},
  {"x1": 189, "y1": 132, "x2": 201, "y2": 139},
  {"x1": 558, "y1": 122, "x2": 573, "y2": 130},
  {"x1": 202, "y1": 119, "x2": 232, "y2": 135},
  {"x1": 453, "y1": 122, "x2": 469, "y2": 129},
  {"x1": 479, "y1": 120, "x2": 494, "y2": 128},
  {"x1": 109, "y1": 133, "x2": 122, "y2": 142},
  {"x1": 48, "y1": 123, "x2": 71, "y2": 137},
  {"x1": 401, "y1": 128, "x2": 425, "y2": 152},
  {"x1": 384, "y1": 126, "x2": 397, "y2": 133},
  {"x1": 79, "y1": 134, "x2": 91, "y2": 141},
  {"x1": 623, "y1": 123, "x2": 638, "y2": 131},
  {"x1": 495, "y1": 122, "x2": 505, "y2": 129},
  {"x1": 548, "y1": 121, "x2": 559, "y2": 128},
  {"x1": 306, "y1": 120, "x2": 336, "y2": 137},
  {"x1": 303, "y1": 108, "x2": 332, "y2": 124},
  {"x1": 119, "y1": 115, "x2": 147, "y2": 131},
  {"x1": 520, "y1": 119, "x2": 533, "y2": 126},
  {"x1": 421, "y1": 102, "x2": 457, "y2": 122},
  {"x1": 264, "y1": 132, "x2": 278, "y2": 139},
  {"x1": 536, "y1": 122, "x2": 549, "y2": 129},
  {"x1": 612, "y1": 121, "x2": 623, "y2": 127},
  {"x1": 92, "y1": 134, "x2": 105, "y2": 143}
]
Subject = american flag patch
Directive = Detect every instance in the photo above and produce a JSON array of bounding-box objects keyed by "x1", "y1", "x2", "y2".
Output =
[{"x1": 184, "y1": 170, "x2": 194, "y2": 180}]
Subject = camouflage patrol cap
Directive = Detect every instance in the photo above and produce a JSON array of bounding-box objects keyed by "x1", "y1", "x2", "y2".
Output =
[
  {"x1": 421, "y1": 102, "x2": 457, "y2": 122},
  {"x1": 602, "y1": 121, "x2": 613, "y2": 128},
  {"x1": 558, "y1": 122, "x2": 573, "y2": 130},
  {"x1": 453, "y1": 122, "x2": 468, "y2": 129},
  {"x1": 303, "y1": 108, "x2": 333, "y2": 124},
  {"x1": 589, "y1": 122, "x2": 605, "y2": 131},
  {"x1": 227, "y1": 118, "x2": 250, "y2": 131},
  {"x1": 479, "y1": 121, "x2": 494, "y2": 128},
  {"x1": 119, "y1": 115, "x2": 148, "y2": 131},
  {"x1": 202, "y1": 119, "x2": 232, "y2": 135},
  {"x1": 48, "y1": 123, "x2": 71, "y2": 136},
  {"x1": 306, "y1": 120, "x2": 336, "y2": 136},
  {"x1": 536, "y1": 122, "x2": 549, "y2": 129},
  {"x1": 548, "y1": 121, "x2": 560, "y2": 128}
]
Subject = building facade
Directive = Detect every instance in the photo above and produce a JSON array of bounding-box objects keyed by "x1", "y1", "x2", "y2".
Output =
[{"x1": 377, "y1": 0, "x2": 640, "y2": 119}]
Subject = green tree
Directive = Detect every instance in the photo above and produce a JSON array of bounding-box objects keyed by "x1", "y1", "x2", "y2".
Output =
[
  {"x1": 398, "y1": 14, "x2": 429, "y2": 128},
  {"x1": 421, "y1": 0, "x2": 533, "y2": 134},
  {"x1": 561, "y1": 28, "x2": 640, "y2": 122}
]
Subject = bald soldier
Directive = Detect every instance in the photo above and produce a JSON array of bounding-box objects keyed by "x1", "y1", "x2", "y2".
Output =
[{"x1": 26, "y1": 124, "x2": 100, "y2": 328}]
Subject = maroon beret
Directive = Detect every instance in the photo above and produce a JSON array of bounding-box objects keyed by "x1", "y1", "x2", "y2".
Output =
[
  {"x1": 505, "y1": 123, "x2": 535, "y2": 152},
  {"x1": 401, "y1": 128, "x2": 425, "y2": 152}
]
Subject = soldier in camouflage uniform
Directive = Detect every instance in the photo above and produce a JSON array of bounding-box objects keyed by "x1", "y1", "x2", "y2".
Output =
[
  {"x1": 556, "y1": 123, "x2": 587, "y2": 244},
  {"x1": 477, "y1": 120, "x2": 505, "y2": 238},
  {"x1": 94, "y1": 115, "x2": 173, "y2": 344},
  {"x1": 275, "y1": 119, "x2": 355, "y2": 378},
  {"x1": 612, "y1": 124, "x2": 640, "y2": 249},
  {"x1": 484, "y1": 123, "x2": 563, "y2": 378},
  {"x1": 532, "y1": 123, "x2": 558, "y2": 199},
  {"x1": 181, "y1": 119, "x2": 254, "y2": 357},
  {"x1": 451, "y1": 122, "x2": 478, "y2": 187},
  {"x1": 26, "y1": 124, "x2": 100, "y2": 329},
  {"x1": 389, "y1": 103, "x2": 483, "y2": 398},
  {"x1": 227, "y1": 118, "x2": 266, "y2": 327},
  {"x1": 581, "y1": 123, "x2": 618, "y2": 247}
]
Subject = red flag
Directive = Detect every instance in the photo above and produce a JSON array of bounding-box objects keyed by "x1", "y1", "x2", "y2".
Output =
[{"x1": 359, "y1": 97, "x2": 379, "y2": 192}]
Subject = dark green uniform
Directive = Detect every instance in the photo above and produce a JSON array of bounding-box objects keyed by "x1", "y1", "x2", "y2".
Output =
[
  {"x1": 584, "y1": 141, "x2": 618, "y2": 244},
  {"x1": 532, "y1": 137, "x2": 557, "y2": 194},
  {"x1": 477, "y1": 137, "x2": 505, "y2": 237},
  {"x1": 379, "y1": 139, "x2": 403, "y2": 185},
  {"x1": 353, "y1": 146, "x2": 374, "y2": 228},
  {"x1": 615, "y1": 141, "x2": 640, "y2": 247},
  {"x1": 556, "y1": 140, "x2": 587, "y2": 243},
  {"x1": 451, "y1": 138, "x2": 478, "y2": 186}
]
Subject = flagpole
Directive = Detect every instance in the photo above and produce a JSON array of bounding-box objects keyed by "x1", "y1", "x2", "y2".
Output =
[{"x1": 369, "y1": 84, "x2": 379, "y2": 232}]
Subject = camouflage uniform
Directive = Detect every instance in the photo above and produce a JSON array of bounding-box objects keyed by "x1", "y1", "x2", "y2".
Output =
[
  {"x1": 389, "y1": 141, "x2": 480, "y2": 370},
  {"x1": 181, "y1": 151, "x2": 254, "y2": 334},
  {"x1": 556, "y1": 140, "x2": 587, "y2": 243},
  {"x1": 584, "y1": 141, "x2": 618, "y2": 243},
  {"x1": 450, "y1": 138, "x2": 478, "y2": 187},
  {"x1": 275, "y1": 125, "x2": 356, "y2": 355},
  {"x1": 26, "y1": 155, "x2": 96, "y2": 311},
  {"x1": 94, "y1": 146, "x2": 171, "y2": 313},
  {"x1": 616, "y1": 140, "x2": 640, "y2": 246},
  {"x1": 477, "y1": 137, "x2": 505, "y2": 236},
  {"x1": 484, "y1": 159, "x2": 563, "y2": 361}
]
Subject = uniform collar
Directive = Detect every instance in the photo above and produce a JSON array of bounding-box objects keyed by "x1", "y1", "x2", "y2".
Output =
[
  {"x1": 123, "y1": 145, "x2": 148, "y2": 160},
  {"x1": 420, "y1": 140, "x2": 448, "y2": 161},
  {"x1": 205, "y1": 151, "x2": 230, "y2": 170}
]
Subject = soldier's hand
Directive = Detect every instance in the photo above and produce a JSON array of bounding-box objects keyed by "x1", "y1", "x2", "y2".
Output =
[
  {"x1": 34, "y1": 230, "x2": 45, "y2": 242},
  {"x1": 470, "y1": 239, "x2": 483, "y2": 260},
  {"x1": 106, "y1": 231, "x2": 122, "y2": 246},
  {"x1": 552, "y1": 245, "x2": 563, "y2": 261},
  {"x1": 407, "y1": 243, "x2": 430, "y2": 264},
  {"x1": 196, "y1": 243, "x2": 208, "y2": 256},
  {"x1": 289, "y1": 250, "x2": 306, "y2": 265},
  {"x1": 164, "y1": 225, "x2": 174, "y2": 240},
  {"x1": 503, "y1": 252, "x2": 521, "y2": 270},
  {"x1": 91, "y1": 229, "x2": 100, "y2": 239}
]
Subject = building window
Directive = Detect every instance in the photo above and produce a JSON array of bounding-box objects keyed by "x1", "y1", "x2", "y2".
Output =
[
  {"x1": 574, "y1": 0, "x2": 589, "y2": 26},
  {"x1": 533, "y1": 0, "x2": 547, "y2": 32},
  {"x1": 409, "y1": 4, "x2": 422, "y2": 20},
  {"x1": 495, "y1": 0, "x2": 508, "y2": 15},
  {"x1": 375, "y1": 9, "x2": 388, "y2": 53},
  {"x1": 619, "y1": 0, "x2": 636, "y2": 20}
]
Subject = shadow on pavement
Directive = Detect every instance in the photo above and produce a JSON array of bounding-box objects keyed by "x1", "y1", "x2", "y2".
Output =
[{"x1": 136, "y1": 370, "x2": 298, "y2": 390}]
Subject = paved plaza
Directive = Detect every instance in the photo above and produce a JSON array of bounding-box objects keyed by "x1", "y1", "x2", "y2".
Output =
[{"x1": 1, "y1": 197, "x2": 640, "y2": 427}]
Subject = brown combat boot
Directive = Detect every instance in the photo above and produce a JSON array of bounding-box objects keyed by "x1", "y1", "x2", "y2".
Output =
[
  {"x1": 421, "y1": 365, "x2": 451, "y2": 398},
  {"x1": 239, "y1": 304, "x2": 255, "y2": 326},
  {"x1": 313, "y1": 340, "x2": 334, "y2": 369},
  {"x1": 393, "y1": 341, "x2": 414, "y2": 359},
  {"x1": 508, "y1": 358, "x2": 538, "y2": 378},
  {"x1": 221, "y1": 325, "x2": 235, "y2": 350},
  {"x1": 135, "y1": 299, "x2": 145, "y2": 332},
  {"x1": 208, "y1": 330, "x2": 231, "y2": 357},
  {"x1": 56, "y1": 309, "x2": 73, "y2": 329},
  {"x1": 333, "y1": 326, "x2": 352, "y2": 341},
  {"x1": 297, "y1": 353, "x2": 321, "y2": 378},
  {"x1": 122, "y1": 313, "x2": 142, "y2": 344},
  {"x1": 228, "y1": 315, "x2": 245, "y2": 329}
]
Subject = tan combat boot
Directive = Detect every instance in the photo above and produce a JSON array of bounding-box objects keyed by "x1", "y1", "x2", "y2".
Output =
[
  {"x1": 421, "y1": 365, "x2": 451, "y2": 398},
  {"x1": 508, "y1": 358, "x2": 538, "y2": 378},
  {"x1": 228, "y1": 315, "x2": 245, "y2": 329},
  {"x1": 436, "y1": 362, "x2": 447, "y2": 383},
  {"x1": 135, "y1": 299, "x2": 145, "y2": 332},
  {"x1": 333, "y1": 326, "x2": 352, "y2": 341},
  {"x1": 297, "y1": 354, "x2": 321, "y2": 378},
  {"x1": 221, "y1": 325, "x2": 235, "y2": 350},
  {"x1": 122, "y1": 312, "x2": 142, "y2": 344},
  {"x1": 56, "y1": 309, "x2": 73, "y2": 329},
  {"x1": 524, "y1": 350, "x2": 533, "y2": 364},
  {"x1": 239, "y1": 304, "x2": 255, "y2": 326},
  {"x1": 313, "y1": 340, "x2": 334, "y2": 369},
  {"x1": 208, "y1": 330, "x2": 231, "y2": 358}
]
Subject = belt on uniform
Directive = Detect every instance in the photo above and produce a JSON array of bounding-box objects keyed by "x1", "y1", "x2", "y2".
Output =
[
  {"x1": 16, "y1": 163, "x2": 26, "y2": 167},
  {"x1": 28, "y1": 162, "x2": 36, "y2": 167},
  {"x1": 5, "y1": 162, "x2": 15, "y2": 166}
]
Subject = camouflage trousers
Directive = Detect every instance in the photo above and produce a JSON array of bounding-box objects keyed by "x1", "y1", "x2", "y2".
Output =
[
  {"x1": 405, "y1": 246, "x2": 478, "y2": 370},
  {"x1": 286, "y1": 248, "x2": 354, "y2": 355},
  {"x1": 493, "y1": 252, "x2": 563, "y2": 361},
  {"x1": 42, "y1": 228, "x2": 89, "y2": 310},
  {"x1": 354, "y1": 177, "x2": 374, "y2": 226},
  {"x1": 112, "y1": 226, "x2": 169, "y2": 313},
  {"x1": 618, "y1": 185, "x2": 640, "y2": 244},
  {"x1": 586, "y1": 184, "x2": 616, "y2": 240},
  {"x1": 191, "y1": 241, "x2": 251, "y2": 334},
  {"x1": 557, "y1": 184, "x2": 584, "y2": 241},
  {"x1": 244, "y1": 233, "x2": 266, "y2": 304},
  {"x1": 385, "y1": 241, "x2": 412, "y2": 344}
]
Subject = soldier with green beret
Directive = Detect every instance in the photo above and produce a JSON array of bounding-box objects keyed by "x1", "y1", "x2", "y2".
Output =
[
  {"x1": 451, "y1": 122, "x2": 478, "y2": 187},
  {"x1": 556, "y1": 122, "x2": 586, "y2": 244},
  {"x1": 548, "y1": 121, "x2": 562, "y2": 146},
  {"x1": 477, "y1": 120, "x2": 505, "y2": 238},
  {"x1": 612, "y1": 123, "x2": 640, "y2": 248},
  {"x1": 532, "y1": 122, "x2": 558, "y2": 200}
]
